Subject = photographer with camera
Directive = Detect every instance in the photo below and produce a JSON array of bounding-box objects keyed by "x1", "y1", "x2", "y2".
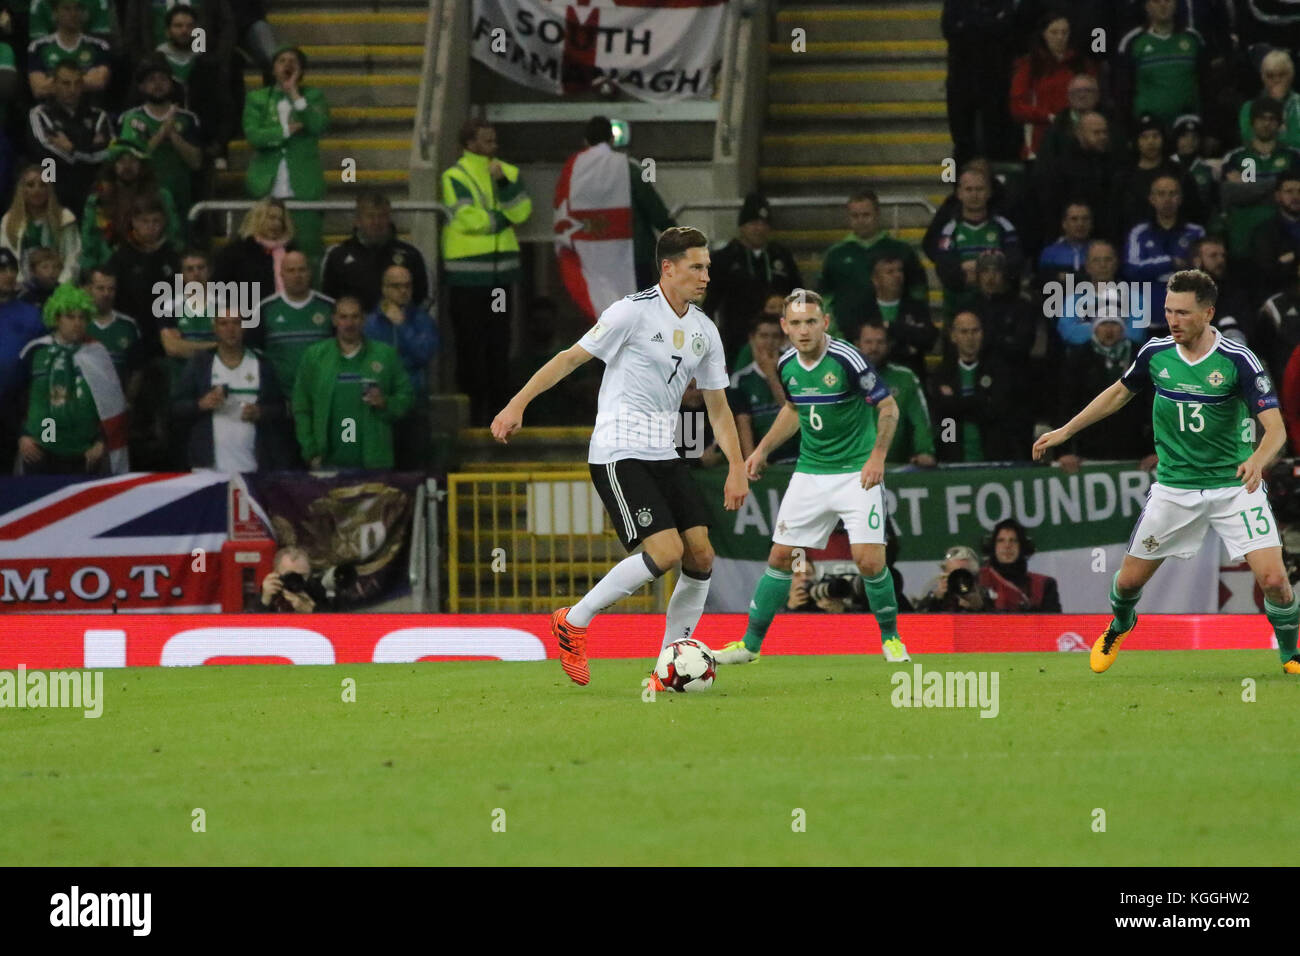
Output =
[
  {"x1": 978, "y1": 518, "x2": 1062, "y2": 612},
  {"x1": 786, "y1": 558, "x2": 867, "y2": 614},
  {"x1": 916, "y1": 544, "x2": 995, "y2": 612},
  {"x1": 250, "y1": 545, "x2": 358, "y2": 613}
]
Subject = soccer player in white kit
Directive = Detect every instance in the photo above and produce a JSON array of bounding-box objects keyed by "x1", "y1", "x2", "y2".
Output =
[{"x1": 491, "y1": 227, "x2": 749, "y2": 685}]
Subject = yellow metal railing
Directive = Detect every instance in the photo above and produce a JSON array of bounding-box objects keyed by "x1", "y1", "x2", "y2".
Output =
[{"x1": 447, "y1": 471, "x2": 669, "y2": 613}]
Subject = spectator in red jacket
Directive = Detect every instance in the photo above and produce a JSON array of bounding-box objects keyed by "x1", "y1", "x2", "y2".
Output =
[
  {"x1": 978, "y1": 518, "x2": 1062, "y2": 612},
  {"x1": 1009, "y1": 11, "x2": 1098, "y2": 160}
]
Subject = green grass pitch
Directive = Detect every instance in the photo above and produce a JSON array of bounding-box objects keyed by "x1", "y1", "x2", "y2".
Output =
[{"x1": 2, "y1": 650, "x2": 1295, "y2": 865}]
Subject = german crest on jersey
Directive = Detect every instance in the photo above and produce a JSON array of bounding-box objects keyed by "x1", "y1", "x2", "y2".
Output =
[{"x1": 691, "y1": 332, "x2": 706, "y2": 356}]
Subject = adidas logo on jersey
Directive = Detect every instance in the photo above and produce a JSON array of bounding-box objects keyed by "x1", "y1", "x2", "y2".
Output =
[
  {"x1": 651, "y1": 332, "x2": 664, "y2": 343},
  {"x1": 1158, "y1": 368, "x2": 1171, "y2": 379}
]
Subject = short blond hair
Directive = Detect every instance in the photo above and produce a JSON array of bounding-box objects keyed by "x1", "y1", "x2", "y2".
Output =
[{"x1": 1261, "y1": 49, "x2": 1295, "y2": 81}]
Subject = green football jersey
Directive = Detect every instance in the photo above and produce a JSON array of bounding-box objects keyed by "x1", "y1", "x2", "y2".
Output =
[
  {"x1": 731, "y1": 360, "x2": 799, "y2": 463},
  {"x1": 157, "y1": 43, "x2": 195, "y2": 85},
  {"x1": 258, "y1": 291, "x2": 335, "y2": 394},
  {"x1": 934, "y1": 214, "x2": 1019, "y2": 315},
  {"x1": 29, "y1": 0, "x2": 115, "y2": 38},
  {"x1": 878, "y1": 361, "x2": 933, "y2": 463},
  {"x1": 28, "y1": 32, "x2": 109, "y2": 77},
  {"x1": 778, "y1": 339, "x2": 891, "y2": 474},
  {"x1": 1120, "y1": 27, "x2": 1202, "y2": 124},
  {"x1": 22, "y1": 339, "x2": 100, "y2": 455},
  {"x1": 118, "y1": 105, "x2": 202, "y2": 212},
  {"x1": 161, "y1": 302, "x2": 213, "y2": 391},
  {"x1": 1120, "y1": 331, "x2": 1277, "y2": 489},
  {"x1": 85, "y1": 312, "x2": 139, "y2": 382},
  {"x1": 818, "y1": 232, "x2": 927, "y2": 332},
  {"x1": 1220, "y1": 144, "x2": 1300, "y2": 256}
]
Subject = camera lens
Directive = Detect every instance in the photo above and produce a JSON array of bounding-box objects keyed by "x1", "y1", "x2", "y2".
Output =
[{"x1": 947, "y1": 568, "x2": 976, "y2": 596}]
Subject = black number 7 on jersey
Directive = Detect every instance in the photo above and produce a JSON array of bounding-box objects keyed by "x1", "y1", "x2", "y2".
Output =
[{"x1": 666, "y1": 354, "x2": 683, "y2": 385}]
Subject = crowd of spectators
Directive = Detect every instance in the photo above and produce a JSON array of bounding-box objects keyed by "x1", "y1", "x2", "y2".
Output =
[
  {"x1": 676, "y1": 0, "x2": 1300, "y2": 474},
  {"x1": 0, "y1": 1, "x2": 446, "y2": 478}
]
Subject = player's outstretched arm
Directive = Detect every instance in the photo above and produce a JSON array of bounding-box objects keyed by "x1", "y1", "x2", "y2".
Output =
[
  {"x1": 490, "y1": 344, "x2": 594, "y2": 443},
  {"x1": 1033, "y1": 379, "x2": 1134, "y2": 461},
  {"x1": 1238, "y1": 408, "x2": 1287, "y2": 493},
  {"x1": 701, "y1": 387, "x2": 749, "y2": 511},
  {"x1": 745, "y1": 401, "x2": 800, "y2": 480}
]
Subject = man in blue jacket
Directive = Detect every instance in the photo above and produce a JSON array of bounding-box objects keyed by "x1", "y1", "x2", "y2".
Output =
[
  {"x1": 0, "y1": 248, "x2": 46, "y2": 474},
  {"x1": 363, "y1": 264, "x2": 438, "y2": 471},
  {"x1": 1122, "y1": 174, "x2": 1206, "y2": 337}
]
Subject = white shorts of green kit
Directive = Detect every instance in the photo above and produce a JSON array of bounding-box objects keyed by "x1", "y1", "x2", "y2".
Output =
[
  {"x1": 1126, "y1": 482, "x2": 1280, "y2": 562},
  {"x1": 772, "y1": 471, "x2": 886, "y2": 548}
]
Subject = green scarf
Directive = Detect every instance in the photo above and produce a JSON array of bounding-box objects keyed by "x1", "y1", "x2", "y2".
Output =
[{"x1": 1091, "y1": 335, "x2": 1132, "y2": 376}]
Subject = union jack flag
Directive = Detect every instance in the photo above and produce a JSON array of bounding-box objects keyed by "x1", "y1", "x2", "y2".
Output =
[{"x1": 0, "y1": 472, "x2": 231, "y2": 612}]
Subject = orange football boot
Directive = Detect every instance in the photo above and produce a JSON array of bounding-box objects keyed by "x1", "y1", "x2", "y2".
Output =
[{"x1": 552, "y1": 607, "x2": 590, "y2": 685}]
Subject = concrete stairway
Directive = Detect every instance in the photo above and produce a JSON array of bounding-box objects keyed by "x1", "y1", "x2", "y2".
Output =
[
  {"x1": 764, "y1": 1, "x2": 951, "y2": 302},
  {"x1": 209, "y1": 0, "x2": 428, "y2": 249}
]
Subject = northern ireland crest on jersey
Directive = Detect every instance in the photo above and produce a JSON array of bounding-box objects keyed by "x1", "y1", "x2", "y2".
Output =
[
  {"x1": 1142, "y1": 535, "x2": 1159, "y2": 553},
  {"x1": 1207, "y1": 370, "x2": 1225, "y2": 386},
  {"x1": 672, "y1": 329, "x2": 685, "y2": 349},
  {"x1": 312, "y1": 312, "x2": 327, "y2": 326},
  {"x1": 822, "y1": 371, "x2": 838, "y2": 387}
]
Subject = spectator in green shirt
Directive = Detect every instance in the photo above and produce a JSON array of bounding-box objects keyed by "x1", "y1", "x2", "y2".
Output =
[
  {"x1": 28, "y1": 0, "x2": 112, "y2": 101},
  {"x1": 292, "y1": 295, "x2": 412, "y2": 469},
  {"x1": 17, "y1": 282, "x2": 122, "y2": 474},
  {"x1": 819, "y1": 187, "x2": 927, "y2": 335},
  {"x1": 242, "y1": 45, "x2": 328, "y2": 268},
  {"x1": 856, "y1": 320, "x2": 935, "y2": 466},
  {"x1": 1220, "y1": 97, "x2": 1300, "y2": 263},
  {"x1": 729, "y1": 312, "x2": 797, "y2": 464},
  {"x1": 117, "y1": 54, "x2": 203, "y2": 221},
  {"x1": 1115, "y1": 0, "x2": 1206, "y2": 128},
  {"x1": 1238, "y1": 49, "x2": 1300, "y2": 152}
]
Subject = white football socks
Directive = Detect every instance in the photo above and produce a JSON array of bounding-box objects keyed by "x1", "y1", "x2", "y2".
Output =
[
  {"x1": 661, "y1": 569, "x2": 711, "y2": 647},
  {"x1": 568, "y1": 552, "x2": 664, "y2": 627}
]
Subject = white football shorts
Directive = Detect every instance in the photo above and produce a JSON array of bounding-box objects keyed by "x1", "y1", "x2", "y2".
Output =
[
  {"x1": 1126, "y1": 481, "x2": 1280, "y2": 562},
  {"x1": 772, "y1": 471, "x2": 886, "y2": 549}
]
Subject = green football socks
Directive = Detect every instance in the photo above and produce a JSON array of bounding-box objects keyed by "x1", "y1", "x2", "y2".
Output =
[
  {"x1": 862, "y1": 566, "x2": 900, "y2": 642},
  {"x1": 1264, "y1": 590, "x2": 1300, "y2": 663},
  {"x1": 743, "y1": 567, "x2": 792, "y2": 653},
  {"x1": 1110, "y1": 572, "x2": 1141, "y2": 633}
]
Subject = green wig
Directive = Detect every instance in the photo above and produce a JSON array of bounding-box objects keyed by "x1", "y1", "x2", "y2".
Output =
[{"x1": 43, "y1": 283, "x2": 96, "y2": 330}]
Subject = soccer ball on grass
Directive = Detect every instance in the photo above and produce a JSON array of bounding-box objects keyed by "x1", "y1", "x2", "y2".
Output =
[{"x1": 652, "y1": 638, "x2": 717, "y2": 693}]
